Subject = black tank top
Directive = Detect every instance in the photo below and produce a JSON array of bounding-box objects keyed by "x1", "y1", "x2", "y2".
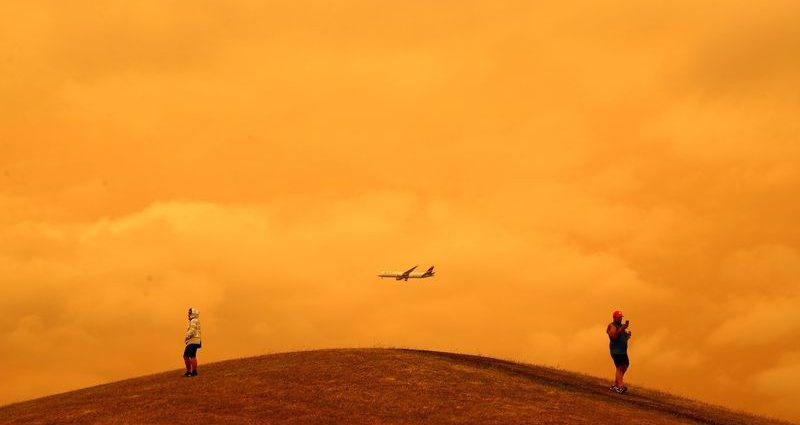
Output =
[{"x1": 609, "y1": 322, "x2": 629, "y2": 354}]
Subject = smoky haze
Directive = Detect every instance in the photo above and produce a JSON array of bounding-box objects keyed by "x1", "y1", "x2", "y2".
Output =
[{"x1": 2, "y1": 1, "x2": 800, "y2": 422}]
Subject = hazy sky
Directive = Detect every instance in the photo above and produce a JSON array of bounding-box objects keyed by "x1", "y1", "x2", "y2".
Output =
[{"x1": 2, "y1": 1, "x2": 800, "y2": 421}]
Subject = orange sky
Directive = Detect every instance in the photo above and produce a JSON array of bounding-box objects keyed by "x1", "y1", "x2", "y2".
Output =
[{"x1": 2, "y1": 1, "x2": 800, "y2": 421}]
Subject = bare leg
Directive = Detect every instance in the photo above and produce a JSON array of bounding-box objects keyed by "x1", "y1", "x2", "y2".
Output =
[
  {"x1": 183, "y1": 357, "x2": 191, "y2": 372},
  {"x1": 190, "y1": 357, "x2": 198, "y2": 373},
  {"x1": 616, "y1": 366, "x2": 628, "y2": 388}
]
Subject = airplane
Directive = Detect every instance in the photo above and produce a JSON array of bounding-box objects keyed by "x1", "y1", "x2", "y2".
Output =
[{"x1": 378, "y1": 265, "x2": 435, "y2": 281}]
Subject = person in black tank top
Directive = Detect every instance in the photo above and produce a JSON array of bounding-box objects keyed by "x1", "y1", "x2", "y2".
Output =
[{"x1": 606, "y1": 310, "x2": 631, "y2": 393}]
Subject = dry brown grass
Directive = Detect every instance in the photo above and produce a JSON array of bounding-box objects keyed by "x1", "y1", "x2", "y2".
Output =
[{"x1": 0, "y1": 348, "x2": 793, "y2": 425}]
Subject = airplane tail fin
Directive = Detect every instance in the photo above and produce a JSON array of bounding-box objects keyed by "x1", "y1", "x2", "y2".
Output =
[{"x1": 424, "y1": 266, "x2": 435, "y2": 276}]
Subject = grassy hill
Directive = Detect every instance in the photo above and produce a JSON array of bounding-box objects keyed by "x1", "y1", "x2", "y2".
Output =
[{"x1": 0, "y1": 348, "x2": 793, "y2": 425}]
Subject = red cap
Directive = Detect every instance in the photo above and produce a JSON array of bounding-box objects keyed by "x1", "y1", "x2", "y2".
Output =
[{"x1": 612, "y1": 310, "x2": 624, "y2": 319}]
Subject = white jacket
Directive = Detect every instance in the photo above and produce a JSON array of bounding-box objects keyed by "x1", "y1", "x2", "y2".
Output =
[{"x1": 185, "y1": 308, "x2": 201, "y2": 345}]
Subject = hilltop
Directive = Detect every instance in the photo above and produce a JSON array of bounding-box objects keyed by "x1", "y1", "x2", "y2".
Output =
[{"x1": 0, "y1": 349, "x2": 792, "y2": 425}]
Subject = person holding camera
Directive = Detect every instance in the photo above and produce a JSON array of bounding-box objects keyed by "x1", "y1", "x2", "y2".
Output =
[{"x1": 607, "y1": 310, "x2": 631, "y2": 393}]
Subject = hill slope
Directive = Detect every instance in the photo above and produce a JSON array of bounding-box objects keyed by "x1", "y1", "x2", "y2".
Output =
[{"x1": 0, "y1": 348, "x2": 792, "y2": 425}]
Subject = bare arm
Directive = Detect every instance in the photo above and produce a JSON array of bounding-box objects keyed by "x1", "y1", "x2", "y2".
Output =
[
  {"x1": 607, "y1": 323, "x2": 628, "y2": 340},
  {"x1": 607, "y1": 324, "x2": 618, "y2": 340}
]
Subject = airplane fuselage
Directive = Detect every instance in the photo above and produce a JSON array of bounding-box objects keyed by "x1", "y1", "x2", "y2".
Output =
[{"x1": 377, "y1": 272, "x2": 434, "y2": 280}]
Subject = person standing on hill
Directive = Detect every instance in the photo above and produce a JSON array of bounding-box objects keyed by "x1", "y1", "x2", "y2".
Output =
[
  {"x1": 607, "y1": 310, "x2": 631, "y2": 393},
  {"x1": 183, "y1": 307, "x2": 202, "y2": 377}
]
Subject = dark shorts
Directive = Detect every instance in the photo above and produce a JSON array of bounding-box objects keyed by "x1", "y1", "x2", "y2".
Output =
[
  {"x1": 183, "y1": 343, "x2": 202, "y2": 358},
  {"x1": 611, "y1": 353, "x2": 629, "y2": 367}
]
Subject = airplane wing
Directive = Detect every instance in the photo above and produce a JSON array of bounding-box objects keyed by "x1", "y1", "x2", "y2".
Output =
[{"x1": 401, "y1": 265, "x2": 418, "y2": 278}]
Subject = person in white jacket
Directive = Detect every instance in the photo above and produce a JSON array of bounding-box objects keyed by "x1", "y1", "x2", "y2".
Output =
[{"x1": 183, "y1": 307, "x2": 202, "y2": 377}]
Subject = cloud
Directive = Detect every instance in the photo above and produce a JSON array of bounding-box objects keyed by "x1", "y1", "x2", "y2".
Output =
[
  {"x1": 751, "y1": 357, "x2": 800, "y2": 417},
  {"x1": 2, "y1": 1, "x2": 800, "y2": 422},
  {"x1": 708, "y1": 298, "x2": 800, "y2": 347}
]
